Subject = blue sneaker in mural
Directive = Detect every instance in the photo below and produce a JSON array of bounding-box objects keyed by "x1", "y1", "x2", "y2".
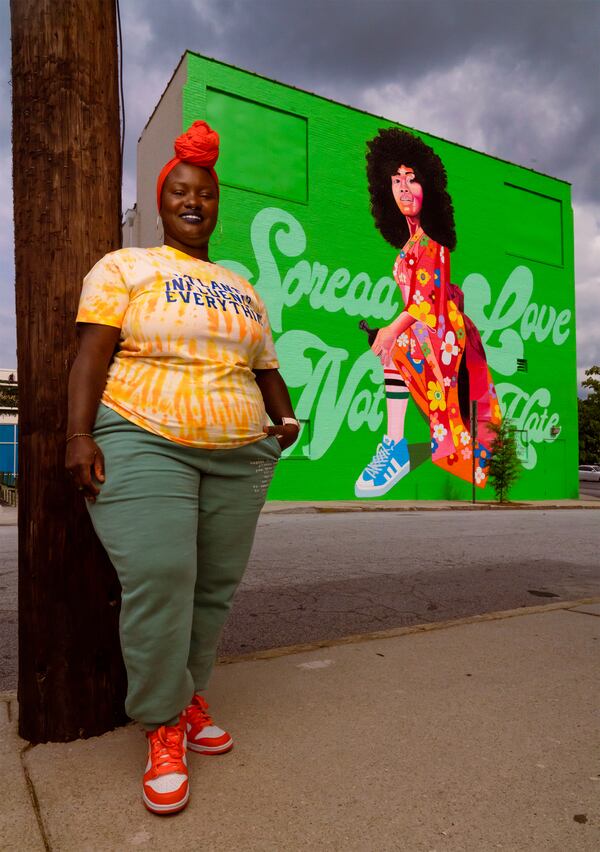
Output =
[{"x1": 354, "y1": 435, "x2": 410, "y2": 498}]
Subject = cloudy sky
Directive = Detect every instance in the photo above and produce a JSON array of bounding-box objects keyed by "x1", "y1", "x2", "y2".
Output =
[{"x1": 1, "y1": 0, "x2": 599, "y2": 384}]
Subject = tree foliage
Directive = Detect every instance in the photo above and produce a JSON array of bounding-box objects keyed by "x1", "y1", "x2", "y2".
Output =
[
  {"x1": 578, "y1": 365, "x2": 600, "y2": 464},
  {"x1": 487, "y1": 418, "x2": 521, "y2": 503},
  {"x1": 0, "y1": 382, "x2": 18, "y2": 409}
]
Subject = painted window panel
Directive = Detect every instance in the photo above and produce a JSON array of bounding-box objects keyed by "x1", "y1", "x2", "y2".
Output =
[
  {"x1": 0, "y1": 424, "x2": 18, "y2": 475},
  {"x1": 205, "y1": 88, "x2": 308, "y2": 203},
  {"x1": 504, "y1": 183, "x2": 563, "y2": 267}
]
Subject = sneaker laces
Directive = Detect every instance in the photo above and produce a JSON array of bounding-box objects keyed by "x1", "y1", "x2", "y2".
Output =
[
  {"x1": 187, "y1": 694, "x2": 214, "y2": 730},
  {"x1": 147, "y1": 723, "x2": 185, "y2": 776},
  {"x1": 364, "y1": 441, "x2": 393, "y2": 476}
]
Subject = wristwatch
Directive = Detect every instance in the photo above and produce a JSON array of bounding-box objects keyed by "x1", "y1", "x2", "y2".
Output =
[{"x1": 281, "y1": 417, "x2": 300, "y2": 430}]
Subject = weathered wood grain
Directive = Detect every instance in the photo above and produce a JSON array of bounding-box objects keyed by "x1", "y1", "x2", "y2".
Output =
[{"x1": 12, "y1": 0, "x2": 127, "y2": 742}]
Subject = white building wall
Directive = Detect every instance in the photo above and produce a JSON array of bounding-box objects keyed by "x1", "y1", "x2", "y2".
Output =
[{"x1": 137, "y1": 55, "x2": 188, "y2": 247}]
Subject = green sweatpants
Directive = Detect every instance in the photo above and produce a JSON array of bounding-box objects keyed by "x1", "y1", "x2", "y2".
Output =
[{"x1": 87, "y1": 404, "x2": 281, "y2": 728}]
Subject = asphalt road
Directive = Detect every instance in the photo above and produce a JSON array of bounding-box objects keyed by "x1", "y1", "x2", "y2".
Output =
[
  {"x1": 221, "y1": 508, "x2": 600, "y2": 655},
  {"x1": 2, "y1": 509, "x2": 600, "y2": 691}
]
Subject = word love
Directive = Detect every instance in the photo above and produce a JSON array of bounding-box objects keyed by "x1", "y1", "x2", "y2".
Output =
[
  {"x1": 220, "y1": 207, "x2": 399, "y2": 333},
  {"x1": 462, "y1": 266, "x2": 571, "y2": 376},
  {"x1": 496, "y1": 382, "x2": 560, "y2": 469},
  {"x1": 276, "y1": 330, "x2": 384, "y2": 459}
]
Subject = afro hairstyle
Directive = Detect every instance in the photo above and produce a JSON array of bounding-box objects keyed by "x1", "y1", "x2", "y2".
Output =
[{"x1": 366, "y1": 128, "x2": 456, "y2": 251}]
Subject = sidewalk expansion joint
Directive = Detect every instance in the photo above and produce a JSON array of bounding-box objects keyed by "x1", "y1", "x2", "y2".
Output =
[
  {"x1": 216, "y1": 596, "x2": 600, "y2": 666},
  {"x1": 564, "y1": 608, "x2": 600, "y2": 618},
  {"x1": 20, "y1": 743, "x2": 52, "y2": 852}
]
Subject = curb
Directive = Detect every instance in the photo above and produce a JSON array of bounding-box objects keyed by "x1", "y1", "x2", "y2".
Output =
[
  {"x1": 215, "y1": 595, "x2": 600, "y2": 665},
  {"x1": 262, "y1": 501, "x2": 600, "y2": 515}
]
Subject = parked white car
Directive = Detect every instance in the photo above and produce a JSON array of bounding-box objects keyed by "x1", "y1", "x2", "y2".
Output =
[{"x1": 579, "y1": 465, "x2": 600, "y2": 482}]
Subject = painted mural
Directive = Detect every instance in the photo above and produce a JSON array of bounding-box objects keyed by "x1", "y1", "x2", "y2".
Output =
[
  {"x1": 180, "y1": 52, "x2": 577, "y2": 501},
  {"x1": 355, "y1": 129, "x2": 501, "y2": 497}
]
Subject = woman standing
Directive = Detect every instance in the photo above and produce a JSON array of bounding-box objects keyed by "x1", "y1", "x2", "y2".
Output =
[
  {"x1": 65, "y1": 121, "x2": 299, "y2": 814},
  {"x1": 355, "y1": 128, "x2": 500, "y2": 497}
]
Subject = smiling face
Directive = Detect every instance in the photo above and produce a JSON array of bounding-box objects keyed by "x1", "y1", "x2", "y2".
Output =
[
  {"x1": 391, "y1": 164, "x2": 423, "y2": 218},
  {"x1": 159, "y1": 162, "x2": 219, "y2": 258}
]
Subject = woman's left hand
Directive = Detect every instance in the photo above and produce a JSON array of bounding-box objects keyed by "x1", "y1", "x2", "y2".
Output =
[{"x1": 264, "y1": 423, "x2": 300, "y2": 451}]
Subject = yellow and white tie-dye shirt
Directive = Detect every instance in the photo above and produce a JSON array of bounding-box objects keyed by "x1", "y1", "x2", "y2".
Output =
[{"x1": 77, "y1": 245, "x2": 279, "y2": 448}]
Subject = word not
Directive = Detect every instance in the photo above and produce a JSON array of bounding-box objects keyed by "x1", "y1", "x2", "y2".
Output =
[{"x1": 276, "y1": 330, "x2": 384, "y2": 459}]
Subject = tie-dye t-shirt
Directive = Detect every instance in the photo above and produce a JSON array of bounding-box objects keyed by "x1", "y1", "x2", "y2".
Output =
[{"x1": 76, "y1": 245, "x2": 279, "y2": 448}]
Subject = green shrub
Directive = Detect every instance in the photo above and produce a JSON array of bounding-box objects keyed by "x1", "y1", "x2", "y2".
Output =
[{"x1": 487, "y1": 419, "x2": 521, "y2": 503}]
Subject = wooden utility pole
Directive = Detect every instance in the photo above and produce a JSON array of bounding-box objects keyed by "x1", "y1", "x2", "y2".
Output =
[{"x1": 11, "y1": 0, "x2": 127, "y2": 742}]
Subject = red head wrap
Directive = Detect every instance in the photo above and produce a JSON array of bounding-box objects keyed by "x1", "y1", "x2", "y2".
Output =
[{"x1": 156, "y1": 120, "x2": 220, "y2": 210}]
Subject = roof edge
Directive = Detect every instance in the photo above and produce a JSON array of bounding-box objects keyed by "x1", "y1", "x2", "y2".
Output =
[{"x1": 178, "y1": 49, "x2": 571, "y2": 188}]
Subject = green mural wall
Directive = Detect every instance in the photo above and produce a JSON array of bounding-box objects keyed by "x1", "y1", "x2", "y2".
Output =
[{"x1": 180, "y1": 52, "x2": 577, "y2": 501}]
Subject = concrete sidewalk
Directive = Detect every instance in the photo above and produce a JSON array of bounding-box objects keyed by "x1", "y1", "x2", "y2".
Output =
[{"x1": 2, "y1": 599, "x2": 599, "y2": 851}]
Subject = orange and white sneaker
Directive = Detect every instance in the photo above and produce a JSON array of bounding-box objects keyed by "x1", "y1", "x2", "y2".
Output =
[
  {"x1": 142, "y1": 717, "x2": 189, "y2": 815},
  {"x1": 185, "y1": 694, "x2": 233, "y2": 755}
]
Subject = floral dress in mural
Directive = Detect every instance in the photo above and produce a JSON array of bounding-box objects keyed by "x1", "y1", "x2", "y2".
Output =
[{"x1": 392, "y1": 228, "x2": 501, "y2": 487}]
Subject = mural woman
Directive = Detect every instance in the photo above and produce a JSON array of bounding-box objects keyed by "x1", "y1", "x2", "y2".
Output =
[{"x1": 355, "y1": 128, "x2": 501, "y2": 497}]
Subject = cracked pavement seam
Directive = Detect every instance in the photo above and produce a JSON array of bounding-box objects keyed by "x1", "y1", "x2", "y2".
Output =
[{"x1": 19, "y1": 737, "x2": 52, "y2": 852}]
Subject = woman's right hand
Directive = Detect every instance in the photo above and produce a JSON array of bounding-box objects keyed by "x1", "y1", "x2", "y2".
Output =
[
  {"x1": 372, "y1": 323, "x2": 400, "y2": 367},
  {"x1": 372, "y1": 311, "x2": 416, "y2": 367},
  {"x1": 65, "y1": 436, "x2": 105, "y2": 503},
  {"x1": 65, "y1": 323, "x2": 120, "y2": 503}
]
